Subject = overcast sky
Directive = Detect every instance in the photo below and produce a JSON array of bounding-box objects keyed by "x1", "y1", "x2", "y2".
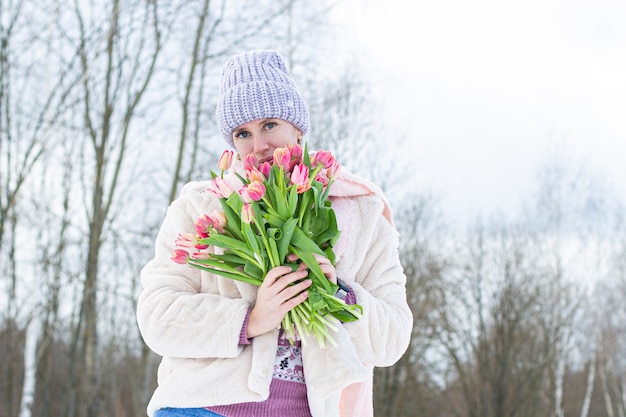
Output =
[{"x1": 331, "y1": 0, "x2": 626, "y2": 226}]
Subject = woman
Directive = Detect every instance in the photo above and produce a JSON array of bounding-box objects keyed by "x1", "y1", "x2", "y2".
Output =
[{"x1": 137, "y1": 50, "x2": 412, "y2": 417}]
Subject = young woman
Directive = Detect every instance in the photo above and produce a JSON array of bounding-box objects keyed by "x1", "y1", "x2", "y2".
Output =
[{"x1": 137, "y1": 50, "x2": 412, "y2": 417}]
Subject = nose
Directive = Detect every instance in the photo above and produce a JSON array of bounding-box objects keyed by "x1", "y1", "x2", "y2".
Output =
[{"x1": 252, "y1": 136, "x2": 270, "y2": 157}]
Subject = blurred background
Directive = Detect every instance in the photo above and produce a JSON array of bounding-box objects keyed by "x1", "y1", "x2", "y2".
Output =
[{"x1": 1, "y1": 0, "x2": 625, "y2": 416}]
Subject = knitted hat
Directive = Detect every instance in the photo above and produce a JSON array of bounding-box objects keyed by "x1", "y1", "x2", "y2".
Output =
[{"x1": 216, "y1": 50, "x2": 309, "y2": 148}]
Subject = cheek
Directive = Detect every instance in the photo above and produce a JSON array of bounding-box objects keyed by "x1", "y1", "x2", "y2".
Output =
[
  {"x1": 234, "y1": 142, "x2": 252, "y2": 156},
  {"x1": 269, "y1": 133, "x2": 298, "y2": 148}
]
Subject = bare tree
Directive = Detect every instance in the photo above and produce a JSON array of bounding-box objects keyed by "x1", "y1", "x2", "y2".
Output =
[
  {"x1": 436, "y1": 216, "x2": 583, "y2": 417},
  {"x1": 374, "y1": 191, "x2": 449, "y2": 416},
  {"x1": 1, "y1": 2, "x2": 79, "y2": 415},
  {"x1": 64, "y1": 1, "x2": 162, "y2": 415}
]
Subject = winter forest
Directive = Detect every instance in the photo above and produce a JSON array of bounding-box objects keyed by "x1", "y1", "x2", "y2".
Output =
[{"x1": 1, "y1": 1, "x2": 626, "y2": 417}]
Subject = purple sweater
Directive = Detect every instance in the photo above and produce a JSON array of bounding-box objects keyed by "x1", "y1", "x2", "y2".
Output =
[{"x1": 205, "y1": 290, "x2": 356, "y2": 417}]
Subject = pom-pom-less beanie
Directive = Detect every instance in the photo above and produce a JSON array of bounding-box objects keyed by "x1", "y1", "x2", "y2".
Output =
[{"x1": 216, "y1": 50, "x2": 309, "y2": 148}]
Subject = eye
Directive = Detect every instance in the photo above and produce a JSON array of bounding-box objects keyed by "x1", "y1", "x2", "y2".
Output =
[
  {"x1": 263, "y1": 121, "x2": 277, "y2": 130},
  {"x1": 234, "y1": 130, "x2": 251, "y2": 140}
]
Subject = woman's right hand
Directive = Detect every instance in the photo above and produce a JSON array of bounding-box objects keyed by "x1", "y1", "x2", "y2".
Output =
[{"x1": 246, "y1": 263, "x2": 312, "y2": 339}]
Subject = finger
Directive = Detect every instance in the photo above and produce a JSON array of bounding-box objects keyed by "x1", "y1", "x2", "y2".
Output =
[
  {"x1": 311, "y1": 253, "x2": 330, "y2": 264},
  {"x1": 279, "y1": 279, "x2": 312, "y2": 302},
  {"x1": 280, "y1": 289, "x2": 309, "y2": 313},
  {"x1": 273, "y1": 268, "x2": 309, "y2": 292},
  {"x1": 262, "y1": 265, "x2": 296, "y2": 288}
]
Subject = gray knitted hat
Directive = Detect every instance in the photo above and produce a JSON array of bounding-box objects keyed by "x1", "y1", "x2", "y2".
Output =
[{"x1": 216, "y1": 50, "x2": 309, "y2": 148}]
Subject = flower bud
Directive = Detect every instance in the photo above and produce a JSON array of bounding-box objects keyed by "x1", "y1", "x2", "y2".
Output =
[{"x1": 217, "y1": 150, "x2": 234, "y2": 171}]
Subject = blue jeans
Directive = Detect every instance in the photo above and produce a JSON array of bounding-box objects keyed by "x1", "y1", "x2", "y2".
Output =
[{"x1": 154, "y1": 408, "x2": 224, "y2": 417}]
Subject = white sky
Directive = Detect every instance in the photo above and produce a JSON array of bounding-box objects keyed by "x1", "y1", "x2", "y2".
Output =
[{"x1": 331, "y1": 0, "x2": 626, "y2": 226}]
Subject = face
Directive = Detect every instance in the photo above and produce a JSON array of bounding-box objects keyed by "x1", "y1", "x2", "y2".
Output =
[{"x1": 232, "y1": 118, "x2": 302, "y2": 162}]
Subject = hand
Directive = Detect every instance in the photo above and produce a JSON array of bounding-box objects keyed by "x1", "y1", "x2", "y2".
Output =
[
  {"x1": 312, "y1": 253, "x2": 338, "y2": 285},
  {"x1": 287, "y1": 253, "x2": 337, "y2": 285},
  {"x1": 247, "y1": 263, "x2": 312, "y2": 339}
]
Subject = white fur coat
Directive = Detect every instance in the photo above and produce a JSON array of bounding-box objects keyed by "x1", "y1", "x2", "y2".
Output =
[{"x1": 136, "y1": 163, "x2": 413, "y2": 417}]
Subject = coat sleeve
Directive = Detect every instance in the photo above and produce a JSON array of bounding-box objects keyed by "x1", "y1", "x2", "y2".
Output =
[
  {"x1": 136, "y1": 183, "x2": 250, "y2": 359},
  {"x1": 340, "y1": 198, "x2": 413, "y2": 367}
]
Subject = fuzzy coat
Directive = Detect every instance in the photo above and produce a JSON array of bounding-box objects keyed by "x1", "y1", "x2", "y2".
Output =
[{"x1": 136, "y1": 162, "x2": 413, "y2": 417}]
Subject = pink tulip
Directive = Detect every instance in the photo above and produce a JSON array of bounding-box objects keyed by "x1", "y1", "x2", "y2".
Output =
[
  {"x1": 290, "y1": 163, "x2": 311, "y2": 194},
  {"x1": 174, "y1": 232, "x2": 195, "y2": 248},
  {"x1": 243, "y1": 153, "x2": 258, "y2": 169},
  {"x1": 241, "y1": 203, "x2": 255, "y2": 224},
  {"x1": 195, "y1": 214, "x2": 213, "y2": 238},
  {"x1": 315, "y1": 172, "x2": 330, "y2": 188},
  {"x1": 312, "y1": 150, "x2": 335, "y2": 169},
  {"x1": 191, "y1": 251, "x2": 210, "y2": 260},
  {"x1": 171, "y1": 249, "x2": 190, "y2": 264},
  {"x1": 247, "y1": 181, "x2": 266, "y2": 201},
  {"x1": 246, "y1": 166, "x2": 265, "y2": 183},
  {"x1": 326, "y1": 161, "x2": 341, "y2": 178},
  {"x1": 273, "y1": 147, "x2": 291, "y2": 170},
  {"x1": 259, "y1": 161, "x2": 272, "y2": 178},
  {"x1": 288, "y1": 143, "x2": 303, "y2": 162},
  {"x1": 206, "y1": 178, "x2": 234, "y2": 198},
  {"x1": 238, "y1": 187, "x2": 252, "y2": 204},
  {"x1": 217, "y1": 150, "x2": 234, "y2": 171},
  {"x1": 209, "y1": 210, "x2": 227, "y2": 233}
]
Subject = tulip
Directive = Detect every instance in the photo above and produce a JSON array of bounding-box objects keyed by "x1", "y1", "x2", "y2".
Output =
[
  {"x1": 209, "y1": 210, "x2": 227, "y2": 233},
  {"x1": 315, "y1": 172, "x2": 330, "y2": 188},
  {"x1": 326, "y1": 161, "x2": 341, "y2": 179},
  {"x1": 171, "y1": 249, "x2": 190, "y2": 264},
  {"x1": 312, "y1": 150, "x2": 335, "y2": 169},
  {"x1": 247, "y1": 181, "x2": 266, "y2": 201},
  {"x1": 273, "y1": 147, "x2": 291, "y2": 170},
  {"x1": 259, "y1": 161, "x2": 272, "y2": 179},
  {"x1": 291, "y1": 163, "x2": 311, "y2": 193},
  {"x1": 217, "y1": 150, "x2": 234, "y2": 171},
  {"x1": 246, "y1": 166, "x2": 265, "y2": 183},
  {"x1": 288, "y1": 143, "x2": 303, "y2": 162},
  {"x1": 238, "y1": 187, "x2": 252, "y2": 204},
  {"x1": 243, "y1": 153, "x2": 258, "y2": 169},
  {"x1": 241, "y1": 203, "x2": 254, "y2": 224},
  {"x1": 191, "y1": 251, "x2": 210, "y2": 260},
  {"x1": 206, "y1": 178, "x2": 234, "y2": 198},
  {"x1": 175, "y1": 232, "x2": 195, "y2": 248},
  {"x1": 195, "y1": 214, "x2": 213, "y2": 238}
]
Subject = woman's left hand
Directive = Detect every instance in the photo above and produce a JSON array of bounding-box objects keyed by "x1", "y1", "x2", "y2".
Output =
[{"x1": 287, "y1": 253, "x2": 337, "y2": 285}]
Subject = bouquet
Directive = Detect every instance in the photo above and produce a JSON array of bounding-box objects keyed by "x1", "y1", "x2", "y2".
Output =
[{"x1": 171, "y1": 143, "x2": 362, "y2": 348}]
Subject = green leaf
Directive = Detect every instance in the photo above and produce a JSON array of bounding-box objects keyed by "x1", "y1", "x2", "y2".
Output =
[
  {"x1": 316, "y1": 208, "x2": 340, "y2": 246},
  {"x1": 264, "y1": 211, "x2": 286, "y2": 228},
  {"x1": 209, "y1": 252, "x2": 248, "y2": 266},
  {"x1": 219, "y1": 197, "x2": 243, "y2": 241},
  {"x1": 307, "y1": 287, "x2": 326, "y2": 311},
  {"x1": 290, "y1": 227, "x2": 324, "y2": 256},
  {"x1": 276, "y1": 218, "x2": 298, "y2": 262},
  {"x1": 320, "y1": 178, "x2": 335, "y2": 203},
  {"x1": 310, "y1": 180, "x2": 324, "y2": 215},
  {"x1": 296, "y1": 191, "x2": 311, "y2": 228},
  {"x1": 188, "y1": 259, "x2": 261, "y2": 286},
  {"x1": 201, "y1": 234, "x2": 250, "y2": 253},
  {"x1": 268, "y1": 238, "x2": 280, "y2": 267},
  {"x1": 287, "y1": 185, "x2": 298, "y2": 214},
  {"x1": 242, "y1": 222, "x2": 261, "y2": 258},
  {"x1": 303, "y1": 143, "x2": 311, "y2": 166},
  {"x1": 243, "y1": 262, "x2": 264, "y2": 280},
  {"x1": 289, "y1": 243, "x2": 332, "y2": 294}
]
